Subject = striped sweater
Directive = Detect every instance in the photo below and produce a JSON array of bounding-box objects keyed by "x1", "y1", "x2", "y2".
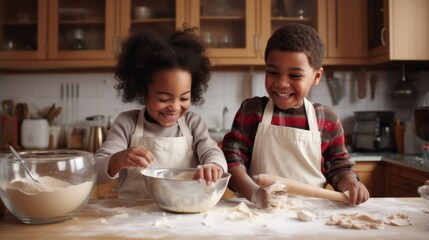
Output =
[{"x1": 222, "y1": 96, "x2": 356, "y2": 189}]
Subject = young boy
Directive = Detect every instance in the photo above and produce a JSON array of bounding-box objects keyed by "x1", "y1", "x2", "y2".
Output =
[{"x1": 222, "y1": 23, "x2": 369, "y2": 208}]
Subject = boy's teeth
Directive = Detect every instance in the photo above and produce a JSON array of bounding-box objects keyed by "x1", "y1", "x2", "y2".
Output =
[{"x1": 277, "y1": 92, "x2": 290, "y2": 97}]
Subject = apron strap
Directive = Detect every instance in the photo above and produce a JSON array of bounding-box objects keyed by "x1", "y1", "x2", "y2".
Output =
[
  {"x1": 261, "y1": 99, "x2": 274, "y2": 124},
  {"x1": 177, "y1": 117, "x2": 192, "y2": 137},
  {"x1": 131, "y1": 110, "x2": 145, "y2": 146},
  {"x1": 303, "y1": 98, "x2": 319, "y2": 132}
]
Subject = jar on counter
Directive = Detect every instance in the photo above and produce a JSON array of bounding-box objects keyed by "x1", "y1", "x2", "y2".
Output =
[{"x1": 86, "y1": 115, "x2": 106, "y2": 153}]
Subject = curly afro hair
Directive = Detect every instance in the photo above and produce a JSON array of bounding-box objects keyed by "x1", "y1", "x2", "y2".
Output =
[
  {"x1": 114, "y1": 27, "x2": 211, "y2": 106},
  {"x1": 264, "y1": 23, "x2": 324, "y2": 69}
]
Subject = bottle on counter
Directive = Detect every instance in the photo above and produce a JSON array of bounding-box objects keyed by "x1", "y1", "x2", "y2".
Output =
[
  {"x1": 404, "y1": 117, "x2": 426, "y2": 155},
  {"x1": 394, "y1": 118, "x2": 405, "y2": 154}
]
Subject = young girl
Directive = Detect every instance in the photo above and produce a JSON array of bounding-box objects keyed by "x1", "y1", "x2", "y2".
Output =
[
  {"x1": 222, "y1": 23, "x2": 369, "y2": 208},
  {"x1": 95, "y1": 28, "x2": 227, "y2": 199}
]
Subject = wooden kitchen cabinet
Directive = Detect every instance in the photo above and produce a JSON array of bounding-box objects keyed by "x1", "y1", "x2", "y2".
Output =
[
  {"x1": 354, "y1": 161, "x2": 383, "y2": 197},
  {"x1": 258, "y1": 0, "x2": 318, "y2": 63},
  {"x1": 0, "y1": 0, "x2": 48, "y2": 60},
  {"x1": 0, "y1": 0, "x2": 187, "y2": 69},
  {"x1": 187, "y1": 0, "x2": 259, "y2": 66},
  {"x1": 369, "y1": 0, "x2": 429, "y2": 64},
  {"x1": 0, "y1": 0, "x2": 371, "y2": 69},
  {"x1": 384, "y1": 163, "x2": 429, "y2": 197},
  {"x1": 91, "y1": 180, "x2": 119, "y2": 199},
  {"x1": 119, "y1": 0, "x2": 186, "y2": 40},
  {"x1": 0, "y1": 0, "x2": 119, "y2": 68},
  {"x1": 48, "y1": 0, "x2": 117, "y2": 60},
  {"x1": 321, "y1": 0, "x2": 368, "y2": 65}
]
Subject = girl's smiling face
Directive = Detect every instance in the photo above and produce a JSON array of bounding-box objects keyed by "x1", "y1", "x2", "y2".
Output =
[
  {"x1": 145, "y1": 69, "x2": 192, "y2": 127},
  {"x1": 265, "y1": 50, "x2": 323, "y2": 110}
]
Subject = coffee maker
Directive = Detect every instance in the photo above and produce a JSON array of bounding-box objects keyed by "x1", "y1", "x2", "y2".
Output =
[{"x1": 352, "y1": 111, "x2": 396, "y2": 151}]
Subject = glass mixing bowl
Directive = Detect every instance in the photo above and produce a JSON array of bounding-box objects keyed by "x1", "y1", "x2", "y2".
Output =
[{"x1": 0, "y1": 150, "x2": 96, "y2": 224}]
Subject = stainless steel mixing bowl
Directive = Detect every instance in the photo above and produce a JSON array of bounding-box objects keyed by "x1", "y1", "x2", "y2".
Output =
[{"x1": 141, "y1": 168, "x2": 231, "y2": 213}]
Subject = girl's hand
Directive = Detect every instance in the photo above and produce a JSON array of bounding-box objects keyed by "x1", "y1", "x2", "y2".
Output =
[
  {"x1": 193, "y1": 163, "x2": 224, "y2": 186},
  {"x1": 337, "y1": 174, "x2": 369, "y2": 206},
  {"x1": 108, "y1": 146, "x2": 154, "y2": 176}
]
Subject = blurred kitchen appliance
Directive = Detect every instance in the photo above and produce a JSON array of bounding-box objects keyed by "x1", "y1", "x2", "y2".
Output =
[
  {"x1": 352, "y1": 111, "x2": 395, "y2": 151},
  {"x1": 21, "y1": 119, "x2": 49, "y2": 149},
  {"x1": 86, "y1": 115, "x2": 106, "y2": 153}
]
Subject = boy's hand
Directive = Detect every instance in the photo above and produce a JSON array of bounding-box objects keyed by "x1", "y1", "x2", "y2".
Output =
[
  {"x1": 251, "y1": 187, "x2": 270, "y2": 209},
  {"x1": 193, "y1": 163, "x2": 224, "y2": 186},
  {"x1": 337, "y1": 174, "x2": 369, "y2": 206}
]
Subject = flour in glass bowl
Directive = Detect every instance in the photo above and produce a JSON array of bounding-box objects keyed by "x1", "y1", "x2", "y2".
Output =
[{"x1": 5, "y1": 176, "x2": 93, "y2": 219}]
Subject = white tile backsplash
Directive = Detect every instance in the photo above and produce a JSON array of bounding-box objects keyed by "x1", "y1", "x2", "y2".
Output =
[{"x1": 1, "y1": 69, "x2": 428, "y2": 134}]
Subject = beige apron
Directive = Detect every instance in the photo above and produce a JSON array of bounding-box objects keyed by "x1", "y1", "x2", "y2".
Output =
[
  {"x1": 118, "y1": 110, "x2": 198, "y2": 199},
  {"x1": 249, "y1": 98, "x2": 326, "y2": 187}
]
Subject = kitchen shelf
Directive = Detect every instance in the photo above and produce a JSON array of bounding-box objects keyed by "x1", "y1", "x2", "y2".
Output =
[
  {"x1": 3, "y1": 21, "x2": 38, "y2": 26},
  {"x1": 271, "y1": 16, "x2": 311, "y2": 22},
  {"x1": 201, "y1": 16, "x2": 245, "y2": 20},
  {"x1": 131, "y1": 18, "x2": 175, "y2": 23}
]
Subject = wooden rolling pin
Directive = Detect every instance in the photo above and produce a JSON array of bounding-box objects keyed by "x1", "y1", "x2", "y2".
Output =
[{"x1": 252, "y1": 174, "x2": 349, "y2": 203}]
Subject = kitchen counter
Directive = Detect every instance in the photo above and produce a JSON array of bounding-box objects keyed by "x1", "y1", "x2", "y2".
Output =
[
  {"x1": 350, "y1": 152, "x2": 429, "y2": 173},
  {"x1": 0, "y1": 197, "x2": 427, "y2": 239},
  {"x1": 382, "y1": 154, "x2": 429, "y2": 173}
]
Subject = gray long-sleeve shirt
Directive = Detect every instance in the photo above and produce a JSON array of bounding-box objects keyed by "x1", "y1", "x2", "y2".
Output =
[{"x1": 95, "y1": 109, "x2": 227, "y2": 184}]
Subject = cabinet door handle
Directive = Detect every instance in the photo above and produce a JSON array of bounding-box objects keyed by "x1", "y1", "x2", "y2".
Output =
[
  {"x1": 380, "y1": 27, "x2": 386, "y2": 46},
  {"x1": 335, "y1": 0, "x2": 339, "y2": 48},
  {"x1": 254, "y1": 35, "x2": 261, "y2": 55}
]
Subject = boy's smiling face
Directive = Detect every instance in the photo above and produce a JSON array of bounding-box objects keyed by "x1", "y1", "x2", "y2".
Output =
[{"x1": 265, "y1": 50, "x2": 323, "y2": 110}]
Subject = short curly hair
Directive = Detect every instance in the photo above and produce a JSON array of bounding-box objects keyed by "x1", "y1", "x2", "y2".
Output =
[
  {"x1": 264, "y1": 23, "x2": 324, "y2": 69},
  {"x1": 114, "y1": 28, "x2": 211, "y2": 106}
]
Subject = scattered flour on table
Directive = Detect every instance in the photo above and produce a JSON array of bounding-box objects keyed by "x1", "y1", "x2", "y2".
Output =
[
  {"x1": 228, "y1": 202, "x2": 259, "y2": 220},
  {"x1": 326, "y1": 212, "x2": 413, "y2": 230},
  {"x1": 6, "y1": 176, "x2": 93, "y2": 219}
]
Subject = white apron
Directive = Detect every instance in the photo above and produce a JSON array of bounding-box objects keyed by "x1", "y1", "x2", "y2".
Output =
[
  {"x1": 249, "y1": 98, "x2": 326, "y2": 187},
  {"x1": 118, "y1": 110, "x2": 198, "y2": 199}
]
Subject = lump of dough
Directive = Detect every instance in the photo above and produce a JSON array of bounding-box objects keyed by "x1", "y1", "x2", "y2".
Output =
[
  {"x1": 264, "y1": 181, "x2": 289, "y2": 209},
  {"x1": 326, "y1": 213, "x2": 384, "y2": 230},
  {"x1": 383, "y1": 213, "x2": 412, "y2": 226},
  {"x1": 296, "y1": 210, "x2": 317, "y2": 222}
]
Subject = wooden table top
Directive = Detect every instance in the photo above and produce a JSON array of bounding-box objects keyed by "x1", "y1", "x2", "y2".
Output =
[{"x1": 0, "y1": 197, "x2": 428, "y2": 239}]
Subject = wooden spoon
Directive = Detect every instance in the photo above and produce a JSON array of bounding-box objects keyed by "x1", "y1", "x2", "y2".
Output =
[
  {"x1": 252, "y1": 174, "x2": 349, "y2": 203},
  {"x1": 47, "y1": 107, "x2": 62, "y2": 124}
]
